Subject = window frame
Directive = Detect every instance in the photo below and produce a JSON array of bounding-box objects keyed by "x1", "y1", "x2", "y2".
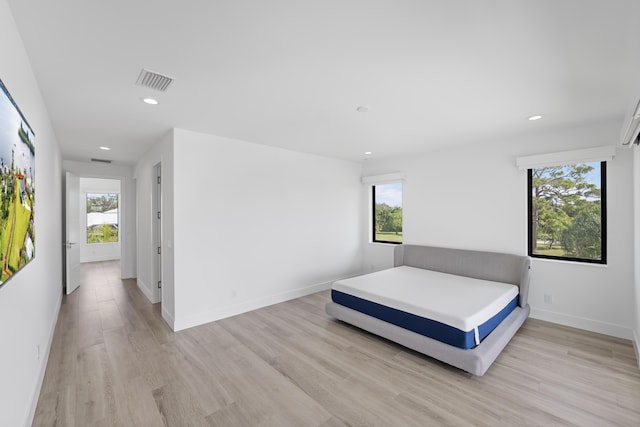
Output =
[
  {"x1": 371, "y1": 183, "x2": 403, "y2": 245},
  {"x1": 527, "y1": 161, "x2": 607, "y2": 264}
]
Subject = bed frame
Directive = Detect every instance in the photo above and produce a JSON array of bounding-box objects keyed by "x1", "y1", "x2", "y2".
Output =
[{"x1": 325, "y1": 244, "x2": 531, "y2": 376}]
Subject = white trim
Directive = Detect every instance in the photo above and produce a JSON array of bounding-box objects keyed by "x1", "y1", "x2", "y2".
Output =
[
  {"x1": 531, "y1": 257, "x2": 608, "y2": 268},
  {"x1": 516, "y1": 146, "x2": 616, "y2": 170},
  {"x1": 530, "y1": 307, "x2": 633, "y2": 340},
  {"x1": 162, "y1": 306, "x2": 175, "y2": 330},
  {"x1": 136, "y1": 278, "x2": 159, "y2": 304},
  {"x1": 80, "y1": 251, "x2": 120, "y2": 263},
  {"x1": 172, "y1": 274, "x2": 360, "y2": 331},
  {"x1": 26, "y1": 289, "x2": 62, "y2": 427},
  {"x1": 173, "y1": 281, "x2": 333, "y2": 331},
  {"x1": 633, "y1": 329, "x2": 640, "y2": 369},
  {"x1": 362, "y1": 172, "x2": 405, "y2": 184}
]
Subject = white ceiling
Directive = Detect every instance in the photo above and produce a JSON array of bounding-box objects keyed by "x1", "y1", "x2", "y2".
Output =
[{"x1": 8, "y1": 0, "x2": 640, "y2": 165}]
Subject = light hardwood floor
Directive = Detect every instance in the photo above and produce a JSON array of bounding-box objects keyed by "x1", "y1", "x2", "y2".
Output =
[{"x1": 33, "y1": 261, "x2": 640, "y2": 426}]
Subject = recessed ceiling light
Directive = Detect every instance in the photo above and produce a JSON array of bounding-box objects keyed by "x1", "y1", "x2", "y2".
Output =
[
  {"x1": 99, "y1": 146, "x2": 111, "y2": 151},
  {"x1": 356, "y1": 105, "x2": 370, "y2": 113},
  {"x1": 142, "y1": 98, "x2": 159, "y2": 105},
  {"x1": 528, "y1": 115, "x2": 543, "y2": 121},
  {"x1": 364, "y1": 151, "x2": 372, "y2": 155}
]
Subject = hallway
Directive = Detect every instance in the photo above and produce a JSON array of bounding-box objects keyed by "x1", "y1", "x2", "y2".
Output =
[{"x1": 33, "y1": 261, "x2": 175, "y2": 426}]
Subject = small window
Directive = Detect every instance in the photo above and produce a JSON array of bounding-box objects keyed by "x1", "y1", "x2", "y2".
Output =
[
  {"x1": 86, "y1": 193, "x2": 119, "y2": 244},
  {"x1": 372, "y1": 182, "x2": 403, "y2": 244},
  {"x1": 528, "y1": 162, "x2": 606, "y2": 263}
]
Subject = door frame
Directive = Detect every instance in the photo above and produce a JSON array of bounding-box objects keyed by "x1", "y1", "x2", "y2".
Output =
[
  {"x1": 62, "y1": 170, "x2": 131, "y2": 279},
  {"x1": 153, "y1": 162, "x2": 162, "y2": 303},
  {"x1": 64, "y1": 172, "x2": 81, "y2": 294}
]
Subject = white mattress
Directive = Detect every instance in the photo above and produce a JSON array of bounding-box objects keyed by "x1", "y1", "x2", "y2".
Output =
[{"x1": 332, "y1": 266, "x2": 518, "y2": 332}]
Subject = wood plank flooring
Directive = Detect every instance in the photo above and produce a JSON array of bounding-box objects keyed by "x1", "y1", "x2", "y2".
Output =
[{"x1": 33, "y1": 261, "x2": 640, "y2": 426}]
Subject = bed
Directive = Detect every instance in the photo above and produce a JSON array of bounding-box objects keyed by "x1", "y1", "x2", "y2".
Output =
[{"x1": 325, "y1": 244, "x2": 531, "y2": 376}]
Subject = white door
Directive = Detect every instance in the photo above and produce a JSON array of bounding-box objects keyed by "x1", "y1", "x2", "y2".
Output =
[{"x1": 65, "y1": 172, "x2": 81, "y2": 294}]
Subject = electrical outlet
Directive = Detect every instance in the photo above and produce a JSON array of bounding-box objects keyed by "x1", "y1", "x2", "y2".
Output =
[{"x1": 544, "y1": 294, "x2": 553, "y2": 304}]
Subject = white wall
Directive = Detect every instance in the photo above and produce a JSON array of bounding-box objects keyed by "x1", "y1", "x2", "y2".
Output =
[
  {"x1": 0, "y1": 1, "x2": 63, "y2": 425},
  {"x1": 134, "y1": 131, "x2": 174, "y2": 324},
  {"x1": 63, "y1": 160, "x2": 136, "y2": 278},
  {"x1": 362, "y1": 120, "x2": 635, "y2": 340},
  {"x1": 79, "y1": 177, "x2": 121, "y2": 262},
  {"x1": 170, "y1": 128, "x2": 363, "y2": 331}
]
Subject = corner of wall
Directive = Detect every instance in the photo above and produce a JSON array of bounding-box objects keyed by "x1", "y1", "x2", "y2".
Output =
[
  {"x1": 172, "y1": 278, "x2": 335, "y2": 332},
  {"x1": 136, "y1": 278, "x2": 158, "y2": 304},
  {"x1": 162, "y1": 306, "x2": 175, "y2": 330}
]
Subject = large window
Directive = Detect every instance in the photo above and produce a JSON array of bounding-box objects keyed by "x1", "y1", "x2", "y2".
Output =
[
  {"x1": 372, "y1": 182, "x2": 403, "y2": 244},
  {"x1": 528, "y1": 162, "x2": 606, "y2": 264},
  {"x1": 86, "y1": 193, "x2": 119, "y2": 244}
]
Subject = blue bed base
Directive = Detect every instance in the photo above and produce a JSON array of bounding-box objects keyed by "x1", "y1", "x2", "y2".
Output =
[{"x1": 331, "y1": 289, "x2": 518, "y2": 349}]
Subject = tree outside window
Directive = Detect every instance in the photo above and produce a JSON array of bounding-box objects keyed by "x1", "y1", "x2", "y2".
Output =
[
  {"x1": 373, "y1": 182, "x2": 403, "y2": 244},
  {"x1": 528, "y1": 162, "x2": 606, "y2": 263},
  {"x1": 86, "y1": 193, "x2": 119, "y2": 244}
]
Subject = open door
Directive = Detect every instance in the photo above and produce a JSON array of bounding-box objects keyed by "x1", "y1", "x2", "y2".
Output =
[{"x1": 65, "y1": 172, "x2": 80, "y2": 294}]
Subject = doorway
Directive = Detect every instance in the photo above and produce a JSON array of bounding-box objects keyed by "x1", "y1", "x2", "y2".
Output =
[
  {"x1": 64, "y1": 172, "x2": 129, "y2": 293},
  {"x1": 80, "y1": 177, "x2": 121, "y2": 264}
]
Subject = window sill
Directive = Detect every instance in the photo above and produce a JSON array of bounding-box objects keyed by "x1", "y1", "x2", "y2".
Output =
[
  {"x1": 531, "y1": 257, "x2": 608, "y2": 268},
  {"x1": 369, "y1": 241, "x2": 402, "y2": 247}
]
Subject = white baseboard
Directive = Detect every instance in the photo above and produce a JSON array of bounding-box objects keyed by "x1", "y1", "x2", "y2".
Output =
[
  {"x1": 173, "y1": 280, "x2": 335, "y2": 332},
  {"x1": 633, "y1": 329, "x2": 640, "y2": 369},
  {"x1": 136, "y1": 279, "x2": 159, "y2": 304},
  {"x1": 25, "y1": 287, "x2": 62, "y2": 427},
  {"x1": 162, "y1": 306, "x2": 175, "y2": 330},
  {"x1": 80, "y1": 255, "x2": 120, "y2": 263},
  {"x1": 530, "y1": 307, "x2": 633, "y2": 340}
]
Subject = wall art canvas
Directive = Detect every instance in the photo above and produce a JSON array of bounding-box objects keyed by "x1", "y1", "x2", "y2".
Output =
[{"x1": 0, "y1": 79, "x2": 35, "y2": 287}]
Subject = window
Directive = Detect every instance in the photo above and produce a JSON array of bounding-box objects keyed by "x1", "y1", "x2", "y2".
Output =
[
  {"x1": 372, "y1": 182, "x2": 403, "y2": 244},
  {"x1": 86, "y1": 193, "x2": 119, "y2": 244},
  {"x1": 528, "y1": 162, "x2": 606, "y2": 263}
]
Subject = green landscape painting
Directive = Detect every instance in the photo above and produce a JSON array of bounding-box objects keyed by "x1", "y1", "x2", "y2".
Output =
[{"x1": 0, "y1": 79, "x2": 35, "y2": 286}]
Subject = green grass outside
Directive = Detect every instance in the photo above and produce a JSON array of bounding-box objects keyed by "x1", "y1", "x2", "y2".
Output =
[
  {"x1": 375, "y1": 231, "x2": 403, "y2": 243},
  {"x1": 535, "y1": 244, "x2": 601, "y2": 261},
  {"x1": 534, "y1": 244, "x2": 566, "y2": 257},
  {"x1": 87, "y1": 226, "x2": 118, "y2": 244}
]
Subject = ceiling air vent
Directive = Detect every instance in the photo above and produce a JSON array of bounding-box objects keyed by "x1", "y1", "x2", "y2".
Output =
[
  {"x1": 91, "y1": 158, "x2": 112, "y2": 164},
  {"x1": 135, "y1": 69, "x2": 174, "y2": 92}
]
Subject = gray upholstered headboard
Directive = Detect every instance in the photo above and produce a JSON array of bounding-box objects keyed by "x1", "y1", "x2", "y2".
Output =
[{"x1": 394, "y1": 245, "x2": 531, "y2": 307}]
